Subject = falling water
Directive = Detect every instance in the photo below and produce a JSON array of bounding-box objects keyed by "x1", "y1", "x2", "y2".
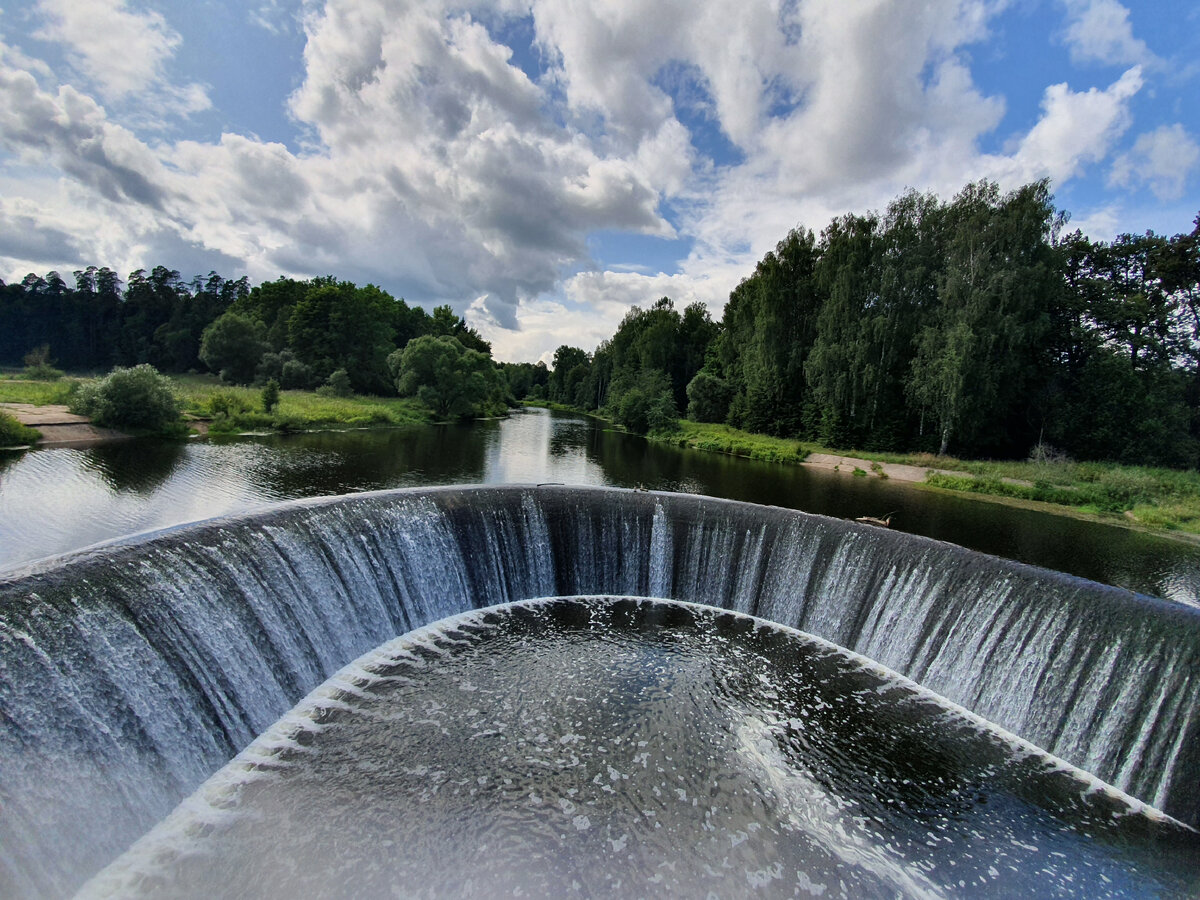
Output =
[{"x1": 1, "y1": 486, "x2": 1197, "y2": 896}]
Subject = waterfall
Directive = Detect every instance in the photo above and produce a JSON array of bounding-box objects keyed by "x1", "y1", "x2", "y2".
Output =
[{"x1": 1, "y1": 485, "x2": 1198, "y2": 897}]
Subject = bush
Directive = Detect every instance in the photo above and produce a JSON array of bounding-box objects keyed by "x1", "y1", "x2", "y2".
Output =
[
  {"x1": 22, "y1": 344, "x2": 65, "y2": 381},
  {"x1": 316, "y1": 368, "x2": 354, "y2": 398},
  {"x1": 206, "y1": 391, "x2": 253, "y2": 419},
  {"x1": 70, "y1": 364, "x2": 181, "y2": 431},
  {"x1": 262, "y1": 379, "x2": 281, "y2": 413},
  {"x1": 0, "y1": 412, "x2": 39, "y2": 446}
]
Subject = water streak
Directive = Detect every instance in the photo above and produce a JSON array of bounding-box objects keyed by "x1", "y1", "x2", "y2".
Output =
[{"x1": 1, "y1": 485, "x2": 1198, "y2": 897}]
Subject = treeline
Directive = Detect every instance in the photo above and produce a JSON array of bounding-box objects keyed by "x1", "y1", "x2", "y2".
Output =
[
  {"x1": 0, "y1": 268, "x2": 551, "y2": 418},
  {"x1": 548, "y1": 180, "x2": 1200, "y2": 468}
]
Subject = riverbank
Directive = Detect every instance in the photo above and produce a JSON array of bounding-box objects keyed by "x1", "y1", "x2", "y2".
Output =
[
  {"x1": 0, "y1": 374, "x2": 434, "y2": 440},
  {"x1": 8, "y1": 378, "x2": 1200, "y2": 537},
  {"x1": 0, "y1": 403, "x2": 130, "y2": 447},
  {"x1": 171, "y1": 375, "x2": 432, "y2": 433},
  {"x1": 646, "y1": 419, "x2": 1200, "y2": 537}
]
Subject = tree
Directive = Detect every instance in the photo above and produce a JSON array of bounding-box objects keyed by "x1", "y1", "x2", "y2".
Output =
[
  {"x1": 548, "y1": 346, "x2": 590, "y2": 404},
  {"x1": 388, "y1": 335, "x2": 495, "y2": 419},
  {"x1": 288, "y1": 280, "x2": 398, "y2": 393},
  {"x1": 906, "y1": 180, "x2": 1060, "y2": 455},
  {"x1": 686, "y1": 370, "x2": 732, "y2": 423},
  {"x1": 262, "y1": 379, "x2": 281, "y2": 413},
  {"x1": 199, "y1": 312, "x2": 268, "y2": 384}
]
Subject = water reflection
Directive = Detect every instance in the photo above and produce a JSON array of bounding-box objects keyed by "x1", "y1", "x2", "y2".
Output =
[{"x1": 1, "y1": 408, "x2": 1198, "y2": 606}]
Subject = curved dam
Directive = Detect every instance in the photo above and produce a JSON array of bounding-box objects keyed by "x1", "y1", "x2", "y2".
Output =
[{"x1": 1, "y1": 485, "x2": 1198, "y2": 896}]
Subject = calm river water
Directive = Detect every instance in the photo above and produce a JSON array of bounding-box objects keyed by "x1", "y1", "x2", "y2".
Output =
[{"x1": 1, "y1": 408, "x2": 1197, "y2": 604}]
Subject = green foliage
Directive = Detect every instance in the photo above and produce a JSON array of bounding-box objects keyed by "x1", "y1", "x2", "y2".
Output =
[
  {"x1": 22, "y1": 344, "x2": 65, "y2": 381},
  {"x1": 653, "y1": 420, "x2": 810, "y2": 464},
  {"x1": 610, "y1": 369, "x2": 678, "y2": 435},
  {"x1": 199, "y1": 312, "x2": 268, "y2": 384},
  {"x1": 205, "y1": 390, "x2": 253, "y2": 419},
  {"x1": 262, "y1": 378, "x2": 281, "y2": 413},
  {"x1": 71, "y1": 364, "x2": 181, "y2": 431},
  {"x1": 316, "y1": 368, "x2": 354, "y2": 398},
  {"x1": 389, "y1": 335, "x2": 496, "y2": 420},
  {"x1": 685, "y1": 371, "x2": 732, "y2": 423},
  {"x1": 288, "y1": 280, "x2": 397, "y2": 393},
  {"x1": 0, "y1": 411, "x2": 39, "y2": 446}
]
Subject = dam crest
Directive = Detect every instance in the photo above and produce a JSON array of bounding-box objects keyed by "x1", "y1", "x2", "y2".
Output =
[{"x1": 1, "y1": 485, "x2": 1198, "y2": 896}]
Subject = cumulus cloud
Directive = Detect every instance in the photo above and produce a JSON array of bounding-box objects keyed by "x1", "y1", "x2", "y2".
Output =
[
  {"x1": 1000, "y1": 67, "x2": 1143, "y2": 185},
  {"x1": 1060, "y1": 0, "x2": 1153, "y2": 67},
  {"x1": 0, "y1": 0, "x2": 1180, "y2": 361},
  {"x1": 0, "y1": 67, "x2": 171, "y2": 208},
  {"x1": 1109, "y1": 124, "x2": 1200, "y2": 201},
  {"x1": 32, "y1": 0, "x2": 210, "y2": 116}
]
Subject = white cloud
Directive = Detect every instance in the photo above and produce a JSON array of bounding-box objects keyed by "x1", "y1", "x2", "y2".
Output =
[
  {"x1": 990, "y1": 67, "x2": 1142, "y2": 185},
  {"x1": 33, "y1": 0, "x2": 210, "y2": 117},
  {"x1": 0, "y1": 66, "x2": 171, "y2": 208},
  {"x1": 0, "y1": 0, "x2": 1178, "y2": 363},
  {"x1": 1061, "y1": 0, "x2": 1152, "y2": 67},
  {"x1": 1109, "y1": 123, "x2": 1200, "y2": 201}
]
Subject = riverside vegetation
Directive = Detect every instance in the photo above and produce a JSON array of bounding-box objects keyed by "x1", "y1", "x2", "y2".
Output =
[{"x1": 2, "y1": 179, "x2": 1199, "y2": 531}]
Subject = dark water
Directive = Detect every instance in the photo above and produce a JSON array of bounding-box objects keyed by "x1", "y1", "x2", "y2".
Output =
[
  {"x1": 1, "y1": 408, "x2": 1197, "y2": 603},
  {"x1": 84, "y1": 597, "x2": 1200, "y2": 899}
]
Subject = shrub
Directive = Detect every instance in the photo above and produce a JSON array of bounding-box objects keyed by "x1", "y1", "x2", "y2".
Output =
[
  {"x1": 262, "y1": 379, "x2": 281, "y2": 413},
  {"x1": 22, "y1": 344, "x2": 64, "y2": 381},
  {"x1": 70, "y1": 364, "x2": 181, "y2": 431},
  {"x1": 0, "y1": 412, "x2": 39, "y2": 446},
  {"x1": 281, "y1": 358, "x2": 317, "y2": 390},
  {"x1": 316, "y1": 368, "x2": 354, "y2": 398},
  {"x1": 206, "y1": 391, "x2": 253, "y2": 419}
]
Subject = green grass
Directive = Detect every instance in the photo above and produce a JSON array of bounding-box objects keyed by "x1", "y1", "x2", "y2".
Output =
[
  {"x1": 651, "y1": 415, "x2": 1200, "y2": 535},
  {"x1": 0, "y1": 411, "x2": 40, "y2": 447},
  {"x1": 925, "y1": 467, "x2": 1200, "y2": 533},
  {"x1": 648, "y1": 420, "x2": 810, "y2": 464},
  {"x1": 0, "y1": 376, "x2": 78, "y2": 405},
  {"x1": 172, "y1": 375, "x2": 433, "y2": 432}
]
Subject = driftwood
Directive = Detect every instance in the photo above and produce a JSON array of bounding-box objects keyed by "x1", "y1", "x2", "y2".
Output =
[{"x1": 854, "y1": 511, "x2": 896, "y2": 528}]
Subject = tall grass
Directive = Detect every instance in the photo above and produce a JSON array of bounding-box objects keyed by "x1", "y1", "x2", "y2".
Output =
[
  {"x1": 649, "y1": 421, "x2": 810, "y2": 464},
  {"x1": 173, "y1": 376, "x2": 431, "y2": 431},
  {"x1": 0, "y1": 376, "x2": 77, "y2": 405}
]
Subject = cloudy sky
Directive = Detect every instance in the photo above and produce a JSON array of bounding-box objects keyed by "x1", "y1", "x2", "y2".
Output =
[{"x1": 0, "y1": 0, "x2": 1197, "y2": 362}]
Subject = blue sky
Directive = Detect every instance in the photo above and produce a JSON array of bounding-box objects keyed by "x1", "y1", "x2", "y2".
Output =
[{"x1": 0, "y1": 0, "x2": 1196, "y2": 362}]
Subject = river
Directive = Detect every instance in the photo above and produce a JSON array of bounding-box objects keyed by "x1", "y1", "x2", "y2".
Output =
[{"x1": 1, "y1": 407, "x2": 1197, "y2": 604}]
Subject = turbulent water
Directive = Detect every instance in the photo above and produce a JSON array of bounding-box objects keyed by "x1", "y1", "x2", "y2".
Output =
[
  {"x1": 1, "y1": 486, "x2": 1198, "y2": 896},
  {"x1": 84, "y1": 598, "x2": 1200, "y2": 899}
]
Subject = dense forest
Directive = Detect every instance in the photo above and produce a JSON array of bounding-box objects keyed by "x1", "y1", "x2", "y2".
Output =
[
  {"x1": 2, "y1": 178, "x2": 1198, "y2": 466},
  {"x1": 0, "y1": 268, "x2": 549, "y2": 418},
  {"x1": 548, "y1": 181, "x2": 1200, "y2": 468}
]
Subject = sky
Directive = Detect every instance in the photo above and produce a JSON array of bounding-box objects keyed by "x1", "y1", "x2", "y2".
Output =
[{"x1": 0, "y1": 1, "x2": 1197, "y2": 364}]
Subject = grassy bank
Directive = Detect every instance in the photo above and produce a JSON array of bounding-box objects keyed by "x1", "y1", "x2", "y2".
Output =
[
  {"x1": 0, "y1": 373, "x2": 432, "y2": 434},
  {"x1": 0, "y1": 376, "x2": 76, "y2": 406},
  {"x1": 172, "y1": 375, "x2": 432, "y2": 432},
  {"x1": 649, "y1": 420, "x2": 810, "y2": 464},
  {"x1": 648, "y1": 418, "x2": 1200, "y2": 535}
]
